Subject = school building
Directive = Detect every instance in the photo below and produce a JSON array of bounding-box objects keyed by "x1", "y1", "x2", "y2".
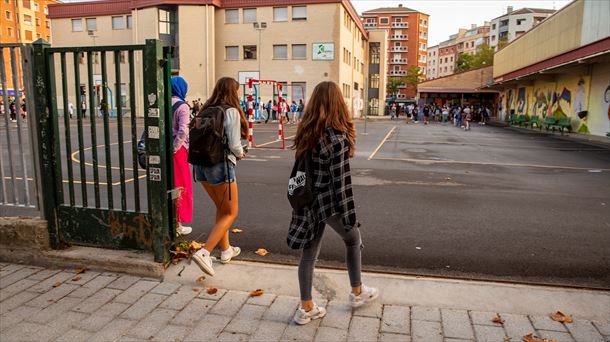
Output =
[
  {"x1": 47, "y1": 0, "x2": 381, "y2": 117},
  {"x1": 491, "y1": 0, "x2": 610, "y2": 137}
]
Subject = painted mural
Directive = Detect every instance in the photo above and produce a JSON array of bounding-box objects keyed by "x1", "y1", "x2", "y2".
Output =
[{"x1": 517, "y1": 87, "x2": 527, "y2": 115}]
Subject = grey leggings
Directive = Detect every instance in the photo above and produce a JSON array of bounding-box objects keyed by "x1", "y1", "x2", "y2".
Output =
[{"x1": 298, "y1": 215, "x2": 362, "y2": 301}]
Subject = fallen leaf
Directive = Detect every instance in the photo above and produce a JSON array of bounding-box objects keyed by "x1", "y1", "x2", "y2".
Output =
[
  {"x1": 52, "y1": 281, "x2": 61, "y2": 288},
  {"x1": 550, "y1": 311, "x2": 573, "y2": 323},
  {"x1": 192, "y1": 287, "x2": 202, "y2": 292},
  {"x1": 249, "y1": 289, "x2": 264, "y2": 297},
  {"x1": 72, "y1": 276, "x2": 82, "y2": 282},
  {"x1": 522, "y1": 333, "x2": 557, "y2": 342},
  {"x1": 75, "y1": 268, "x2": 87, "y2": 274},
  {"x1": 196, "y1": 276, "x2": 206, "y2": 285},
  {"x1": 189, "y1": 241, "x2": 203, "y2": 251},
  {"x1": 207, "y1": 287, "x2": 218, "y2": 295},
  {"x1": 255, "y1": 248, "x2": 269, "y2": 256},
  {"x1": 492, "y1": 313, "x2": 505, "y2": 324},
  {"x1": 231, "y1": 228, "x2": 243, "y2": 233}
]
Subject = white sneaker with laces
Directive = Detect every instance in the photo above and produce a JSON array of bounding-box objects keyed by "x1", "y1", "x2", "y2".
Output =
[
  {"x1": 192, "y1": 250, "x2": 215, "y2": 276},
  {"x1": 349, "y1": 284, "x2": 379, "y2": 308},
  {"x1": 220, "y1": 246, "x2": 241, "y2": 264},
  {"x1": 293, "y1": 304, "x2": 327, "y2": 325},
  {"x1": 176, "y1": 224, "x2": 192, "y2": 235}
]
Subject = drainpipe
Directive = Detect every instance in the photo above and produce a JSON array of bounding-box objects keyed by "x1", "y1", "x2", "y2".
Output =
[{"x1": 205, "y1": 5, "x2": 210, "y2": 98}]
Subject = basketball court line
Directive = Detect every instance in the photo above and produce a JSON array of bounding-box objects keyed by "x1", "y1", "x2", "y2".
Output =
[{"x1": 368, "y1": 126, "x2": 396, "y2": 160}]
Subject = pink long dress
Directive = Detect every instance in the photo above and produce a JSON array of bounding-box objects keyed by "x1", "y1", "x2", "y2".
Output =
[{"x1": 172, "y1": 98, "x2": 193, "y2": 223}]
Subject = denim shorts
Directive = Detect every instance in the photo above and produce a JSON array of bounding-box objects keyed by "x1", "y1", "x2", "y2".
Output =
[{"x1": 193, "y1": 161, "x2": 236, "y2": 185}]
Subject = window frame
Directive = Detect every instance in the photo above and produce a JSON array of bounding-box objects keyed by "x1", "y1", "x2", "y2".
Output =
[
  {"x1": 112, "y1": 16, "x2": 125, "y2": 30},
  {"x1": 85, "y1": 17, "x2": 97, "y2": 32},
  {"x1": 225, "y1": 46, "x2": 239, "y2": 61},
  {"x1": 127, "y1": 15, "x2": 133, "y2": 29},
  {"x1": 273, "y1": 7, "x2": 288, "y2": 22},
  {"x1": 292, "y1": 6, "x2": 307, "y2": 21},
  {"x1": 243, "y1": 45, "x2": 257, "y2": 60},
  {"x1": 292, "y1": 44, "x2": 306, "y2": 60},
  {"x1": 71, "y1": 18, "x2": 83, "y2": 32},
  {"x1": 243, "y1": 8, "x2": 256, "y2": 24},
  {"x1": 273, "y1": 44, "x2": 288, "y2": 59},
  {"x1": 225, "y1": 9, "x2": 239, "y2": 24}
]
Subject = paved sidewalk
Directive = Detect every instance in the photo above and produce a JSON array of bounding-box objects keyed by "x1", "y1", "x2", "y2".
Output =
[{"x1": 0, "y1": 261, "x2": 608, "y2": 342}]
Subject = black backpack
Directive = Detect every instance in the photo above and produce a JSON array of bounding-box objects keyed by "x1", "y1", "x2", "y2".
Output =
[
  {"x1": 188, "y1": 105, "x2": 229, "y2": 166},
  {"x1": 137, "y1": 101, "x2": 185, "y2": 169},
  {"x1": 287, "y1": 154, "x2": 314, "y2": 210}
]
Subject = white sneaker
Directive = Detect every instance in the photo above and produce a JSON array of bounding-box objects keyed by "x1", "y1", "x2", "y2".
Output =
[
  {"x1": 192, "y1": 250, "x2": 215, "y2": 276},
  {"x1": 220, "y1": 246, "x2": 241, "y2": 264},
  {"x1": 349, "y1": 284, "x2": 379, "y2": 308},
  {"x1": 176, "y1": 224, "x2": 192, "y2": 235},
  {"x1": 293, "y1": 304, "x2": 327, "y2": 325}
]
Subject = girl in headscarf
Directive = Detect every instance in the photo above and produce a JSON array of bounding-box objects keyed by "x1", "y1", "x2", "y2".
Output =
[{"x1": 171, "y1": 76, "x2": 193, "y2": 235}]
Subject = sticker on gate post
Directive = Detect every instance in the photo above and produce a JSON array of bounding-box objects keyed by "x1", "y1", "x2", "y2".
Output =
[
  {"x1": 149, "y1": 167, "x2": 161, "y2": 181},
  {"x1": 148, "y1": 155, "x2": 160, "y2": 165},
  {"x1": 148, "y1": 108, "x2": 159, "y2": 118},
  {"x1": 148, "y1": 126, "x2": 160, "y2": 139}
]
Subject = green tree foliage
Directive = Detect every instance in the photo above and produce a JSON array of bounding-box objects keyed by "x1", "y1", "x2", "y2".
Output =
[
  {"x1": 404, "y1": 65, "x2": 422, "y2": 89},
  {"x1": 473, "y1": 43, "x2": 494, "y2": 68},
  {"x1": 497, "y1": 37, "x2": 509, "y2": 50},
  {"x1": 386, "y1": 77, "x2": 402, "y2": 98},
  {"x1": 456, "y1": 53, "x2": 475, "y2": 72}
]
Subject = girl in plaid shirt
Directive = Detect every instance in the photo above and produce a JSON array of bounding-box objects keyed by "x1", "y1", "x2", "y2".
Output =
[{"x1": 289, "y1": 81, "x2": 379, "y2": 325}]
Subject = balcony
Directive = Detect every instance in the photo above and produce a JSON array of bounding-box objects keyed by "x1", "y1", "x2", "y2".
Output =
[
  {"x1": 390, "y1": 58, "x2": 408, "y2": 64},
  {"x1": 389, "y1": 70, "x2": 407, "y2": 76},
  {"x1": 364, "y1": 22, "x2": 377, "y2": 28},
  {"x1": 390, "y1": 34, "x2": 408, "y2": 40},
  {"x1": 389, "y1": 46, "x2": 408, "y2": 52},
  {"x1": 391, "y1": 22, "x2": 408, "y2": 28}
]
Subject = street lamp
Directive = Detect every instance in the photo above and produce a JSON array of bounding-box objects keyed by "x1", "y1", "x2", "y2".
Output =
[{"x1": 253, "y1": 22, "x2": 267, "y2": 81}]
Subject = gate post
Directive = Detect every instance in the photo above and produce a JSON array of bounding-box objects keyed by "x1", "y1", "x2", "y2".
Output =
[
  {"x1": 30, "y1": 39, "x2": 60, "y2": 248},
  {"x1": 143, "y1": 40, "x2": 170, "y2": 263}
]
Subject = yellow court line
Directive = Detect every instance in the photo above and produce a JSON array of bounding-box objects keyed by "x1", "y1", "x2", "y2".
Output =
[
  {"x1": 254, "y1": 134, "x2": 296, "y2": 148},
  {"x1": 373, "y1": 156, "x2": 610, "y2": 171},
  {"x1": 368, "y1": 126, "x2": 396, "y2": 160},
  {"x1": 70, "y1": 141, "x2": 145, "y2": 172}
]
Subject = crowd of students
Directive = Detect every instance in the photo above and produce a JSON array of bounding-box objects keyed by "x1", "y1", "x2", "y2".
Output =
[
  {"x1": 388, "y1": 102, "x2": 492, "y2": 130},
  {"x1": 0, "y1": 97, "x2": 27, "y2": 122}
]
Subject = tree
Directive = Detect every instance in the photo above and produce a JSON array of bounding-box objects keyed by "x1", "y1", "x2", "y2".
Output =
[
  {"x1": 404, "y1": 65, "x2": 422, "y2": 89},
  {"x1": 497, "y1": 37, "x2": 509, "y2": 50},
  {"x1": 386, "y1": 77, "x2": 402, "y2": 99},
  {"x1": 473, "y1": 43, "x2": 494, "y2": 68},
  {"x1": 456, "y1": 53, "x2": 475, "y2": 72}
]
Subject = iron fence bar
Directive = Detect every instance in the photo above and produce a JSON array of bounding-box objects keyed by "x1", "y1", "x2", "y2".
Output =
[
  {"x1": 87, "y1": 51, "x2": 100, "y2": 208},
  {"x1": 101, "y1": 51, "x2": 113, "y2": 209},
  {"x1": 128, "y1": 50, "x2": 140, "y2": 212},
  {"x1": 47, "y1": 45, "x2": 145, "y2": 53},
  {"x1": 73, "y1": 52, "x2": 88, "y2": 207},
  {"x1": 0, "y1": 49, "x2": 18, "y2": 204},
  {"x1": 11, "y1": 47, "x2": 31, "y2": 206},
  {"x1": 0, "y1": 49, "x2": 10, "y2": 204},
  {"x1": 60, "y1": 52, "x2": 75, "y2": 206},
  {"x1": 114, "y1": 51, "x2": 127, "y2": 210}
]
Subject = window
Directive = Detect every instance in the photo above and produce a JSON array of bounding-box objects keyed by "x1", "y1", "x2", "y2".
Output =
[
  {"x1": 45, "y1": 20, "x2": 49, "y2": 28},
  {"x1": 380, "y1": 17, "x2": 389, "y2": 24},
  {"x1": 23, "y1": 0, "x2": 31, "y2": 8},
  {"x1": 34, "y1": 2, "x2": 39, "y2": 11},
  {"x1": 370, "y1": 74, "x2": 380, "y2": 89},
  {"x1": 516, "y1": 18, "x2": 525, "y2": 25},
  {"x1": 5, "y1": 11, "x2": 11, "y2": 20},
  {"x1": 225, "y1": 9, "x2": 238, "y2": 24},
  {"x1": 292, "y1": 6, "x2": 307, "y2": 20},
  {"x1": 25, "y1": 30, "x2": 33, "y2": 40},
  {"x1": 36, "y1": 18, "x2": 40, "y2": 26},
  {"x1": 361, "y1": 62, "x2": 364, "y2": 72},
  {"x1": 292, "y1": 44, "x2": 306, "y2": 59},
  {"x1": 112, "y1": 16, "x2": 125, "y2": 30},
  {"x1": 86, "y1": 18, "x2": 97, "y2": 31},
  {"x1": 44, "y1": 6, "x2": 48, "y2": 14},
  {"x1": 368, "y1": 98, "x2": 379, "y2": 115},
  {"x1": 273, "y1": 7, "x2": 288, "y2": 21},
  {"x1": 7, "y1": 27, "x2": 12, "y2": 37},
  {"x1": 292, "y1": 82, "x2": 306, "y2": 103},
  {"x1": 158, "y1": 9, "x2": 173, "y2": 34},
  {"x1": 71, "y1": 19, "x2": 83, "y2": 32},
  {"x1": 243, "y1": 45, "x2": 257, "y2": 59},
  {"x1": 226, "y1": 46, "x2": 239, "y2": 60},
  {"x1": 491, "y1": 35, "x2": 496, "y2": 41},
  {"x1": 370, "y1": 43, "x2": 380, "y2": 64},
  {"x1": 127, "y1": 15, "x2": 132, "y2": 29},
  {"x1": 24, "y1": 14, "x2": 33, "y2": 25},
  {"x1": 243, "y1": 8, "x2": 256, "y2": 23},
  {"x1": 273, "y1": 44, "x2": 288, "y2": 59},
  {"x1": 492, "y1": 23, "x2": 496, "y2": 30}
]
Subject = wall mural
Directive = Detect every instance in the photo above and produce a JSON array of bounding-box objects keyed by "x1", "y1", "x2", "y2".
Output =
[{"x1": 517, "y1": 87, "x2": 527, "y2": 115}]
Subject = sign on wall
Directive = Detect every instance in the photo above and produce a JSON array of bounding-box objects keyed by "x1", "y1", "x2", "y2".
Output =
[{"x1": 312, "y1": 43, "x2": 335, "y2": 60}]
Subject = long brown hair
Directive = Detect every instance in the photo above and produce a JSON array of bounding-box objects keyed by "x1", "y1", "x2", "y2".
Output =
[
  {"x1": 293, "y1": 81, "x2": 355, "y2": 159},
  {"x1": 201, "y1": 77, "x2": 249, "y2": 139}
]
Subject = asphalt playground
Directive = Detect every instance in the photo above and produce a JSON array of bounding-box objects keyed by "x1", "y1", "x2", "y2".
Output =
[{"x1": 1, "y1": 117, "x2": 609, "y2": 289}]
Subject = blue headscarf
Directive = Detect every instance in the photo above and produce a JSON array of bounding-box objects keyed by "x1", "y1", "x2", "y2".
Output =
[{"x1": 171, "y1": 76, "x2": 188, "y2": 101}]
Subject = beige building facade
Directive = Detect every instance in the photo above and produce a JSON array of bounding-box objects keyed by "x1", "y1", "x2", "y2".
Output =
[{"x1": 48, "y1": 0, "x2": 373, "y2": 117}]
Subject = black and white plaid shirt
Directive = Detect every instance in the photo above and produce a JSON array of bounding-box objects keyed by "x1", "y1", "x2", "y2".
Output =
[{"x1": 287, "y1": 128, "x2": 358, "y2": 249}]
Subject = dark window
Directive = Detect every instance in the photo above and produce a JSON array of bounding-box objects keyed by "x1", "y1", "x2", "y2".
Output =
[{"x1": 243, "y1": 45, "x2": 257, "y2": 59}]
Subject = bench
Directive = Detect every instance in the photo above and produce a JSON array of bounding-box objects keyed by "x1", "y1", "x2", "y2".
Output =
[
  {"x1": 529, "y1": 116, "x2": 542, "y2": 129},
  {"x1": 511, "y1": 114, "x2": 526, "y2": 126},
  {"x1": 519, "y1": 115, "x2": 531, "y2": 127},
  {"x1": 555, "y1": 117, "x2": 572, "y2": 134},
  {"x1": 544, "y1": 116, "x2": 557, "y2": 131}
]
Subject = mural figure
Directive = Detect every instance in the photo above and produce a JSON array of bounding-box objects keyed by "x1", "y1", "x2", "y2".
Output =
[
  {"x1": 532, "y1": 89, "x2": 550, "y2": 117},
  {"x1": 517, "y1": 87, "x2": 526, "y2": 115},
  {"x1": 506, "y1": 89, "x2": 514, "y2": 117},
  {"x1": 574, "y1": 79, "x2": 589, "y2": 133},
  {"x1": 604, "y1": 84, "x2": 610, "y2": 121}
]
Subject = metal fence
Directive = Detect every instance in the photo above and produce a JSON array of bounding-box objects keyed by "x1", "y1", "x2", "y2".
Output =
[{"x1": 0, "y1": 43, "x2": 41, "y2": 215}]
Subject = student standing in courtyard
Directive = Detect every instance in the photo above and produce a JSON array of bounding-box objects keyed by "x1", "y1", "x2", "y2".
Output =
[
  {"x1": 192, "y1": 77, "x2": 249, "y2": 276},
  {"x1": 288, "y1": 81, "x2": 379, "y2": 325}
]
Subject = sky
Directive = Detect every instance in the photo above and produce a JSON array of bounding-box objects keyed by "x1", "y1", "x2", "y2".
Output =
[
  {"x1": 352, "y1": 0, "x2": 572, "y2": 45},
  {"x1": 61, "y1": 0, "x2": 573, "y2": 46}
]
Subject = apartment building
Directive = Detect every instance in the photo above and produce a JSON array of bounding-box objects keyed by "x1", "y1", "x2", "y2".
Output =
[
  {"x1": 437, "y1": 37, "x2": 457, "y2": 78},
  {"x1": 490, "y1": 6, "x2": 555, "y2": 51},
  {"x1": 457, "y1": 23, "x2": 490, "y2": 56},
  {"x1": 48, "y1": 0, "x2": 374, "y2": 117},
  {"x1": 1, "y1": 0, "x2": 58, "y2": 92},
  {"x1": 361, "y1": 4, "x2": 429, "y2": 101},
  {"x1": 426, "y1": 44, "x2": 438, "y2": 80}
]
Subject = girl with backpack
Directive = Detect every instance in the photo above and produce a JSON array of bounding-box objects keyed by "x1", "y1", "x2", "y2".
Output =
[
  {"x1": 192, "y1": 77, "x2": 249, "y2": 277},
  {"x1": 288, "y1": 81, "x2": 379, "y2": 325},
  {"x1": 171, "y1": 76, "x2": 193, "y2": 236}
]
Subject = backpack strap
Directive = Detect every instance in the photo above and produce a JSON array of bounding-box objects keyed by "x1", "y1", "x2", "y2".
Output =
[{"x1": 171, "y1": 100, "x2": 186, "y2": 114}]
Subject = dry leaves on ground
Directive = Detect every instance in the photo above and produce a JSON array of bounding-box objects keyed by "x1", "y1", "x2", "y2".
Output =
[
  {"x1": 189, "y1": 241, "x2": 203, "y2": 251},
  {"x1": 195, "y1": 276, "x2": 206, "y2": 285},
  {"x1": 231, "y1": 228, "x2": 243, "y2": 233},
  {"x1": 249, "y1": 289, "x2": 264, "y2": 297},
  {"x1": 492, "y1": 313, "x2": 505, "y2": 324},
  {"x1": 75, "y1": 268, "x2": 87, "y2": 274},
  {"x1": 71, "y1": 276, "x2": 82, "y2": 282},
  {"x1": 255, "y1": 248, "x2": 269, "y2": 256},
  {"x1": 550, "y1": 311, "x2": 573, "y2": 323},
  {"x1": 522, "y1": 333, "x2": 558, "y2": 342},
  {"x1": 206, "y1": 287, "x2": 218, "y2": 295},
  {"x1": 52, "y1": 281, "x2": 62, "y2": 288}
]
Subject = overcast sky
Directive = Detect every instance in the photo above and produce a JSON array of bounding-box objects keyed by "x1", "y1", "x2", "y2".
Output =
[
  {"x1": 61, "y1": 0, "x2": 572, "y2": 46},
  {"x1": 352, "y1": 0, "x2": 572, "y2": 45}
]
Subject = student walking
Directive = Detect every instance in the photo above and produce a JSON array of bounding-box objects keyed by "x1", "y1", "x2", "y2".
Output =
[
  {"x1": 290, "y1": 101, "x2": 298, "y2": 124},
  {"x1": 171, "y1": 76, "x2": 193, "y2": 236},
  {"x1": 265, "y1": 100, "x2": 272, "y2": 123},
  {"x1": 68, "y1": 101, "x2": 75, "y2": 119},
  {"x1": 297, "y1": 99, "x2": 304, "y2": 122},
  {"x1": 81, "y1": 101, "x2": 87, "y2": 118},
  {"x1": 288, "y1": 81, "x2": 379, "y2": 325},
  {"x1": 192, "y1": 77, "x2": 249, "y2": 276}
]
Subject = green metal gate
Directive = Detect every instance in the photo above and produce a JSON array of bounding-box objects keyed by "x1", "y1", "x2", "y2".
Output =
[{"x1": 29, "y1": 39, "x2": 174, "y2": 262}]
